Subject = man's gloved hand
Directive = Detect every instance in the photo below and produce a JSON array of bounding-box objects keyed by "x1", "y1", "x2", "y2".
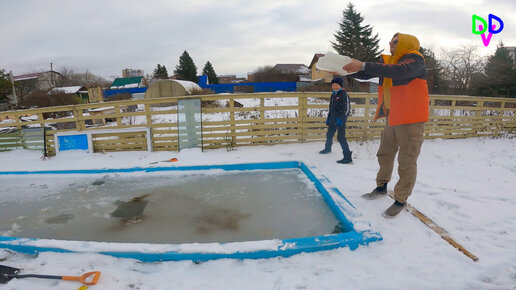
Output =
[
  {"x1": 335, "y1": 118, "x2": 343, "y2": 126},
  {"x1": 326, "y1": 116, "x2": 330, "y2": 126}
]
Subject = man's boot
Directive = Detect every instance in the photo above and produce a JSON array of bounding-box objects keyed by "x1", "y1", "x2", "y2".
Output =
[
  {"x1": 337, "y1": 151, "x2": 352, "y2": 164},
  {"x1": 382, "y1": 200, "x2": 406, "y2": 218},
  {"x1": 361, "y1": 183, "x2": 388, "y2": 199}
]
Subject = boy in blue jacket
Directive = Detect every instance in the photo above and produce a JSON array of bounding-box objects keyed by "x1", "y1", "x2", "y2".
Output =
[{"x1": 319, "y1": 77, "x2": 352, "y2": 164}]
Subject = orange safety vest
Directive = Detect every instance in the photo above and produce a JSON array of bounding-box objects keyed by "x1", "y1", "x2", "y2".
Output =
[{"x1": 374, "y1": 54, "x2": 429, "y2": 126}]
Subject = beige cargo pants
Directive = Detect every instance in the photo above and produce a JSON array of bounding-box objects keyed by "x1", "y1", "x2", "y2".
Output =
[{"x1": 376, "y1": 120, "x2": 425, "y2": 204}]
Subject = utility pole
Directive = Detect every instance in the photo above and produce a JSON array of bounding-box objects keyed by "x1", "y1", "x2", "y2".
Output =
[
  {"x1": 9, "y1": 70, "x2": 19, "y2": 108},
  {"x1": 50, "y1": 62, "x2": 54, "y2": 88}
]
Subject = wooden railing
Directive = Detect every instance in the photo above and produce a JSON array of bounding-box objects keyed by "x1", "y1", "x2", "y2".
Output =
[{"x1": 0, "y1": 92, "x2": 515, "y2": 155}]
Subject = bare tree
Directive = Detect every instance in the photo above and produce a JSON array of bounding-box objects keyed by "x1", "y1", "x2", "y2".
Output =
[
  {"x1": 252, "y1": 65, "x2": 298, "y2": 82},
  {"x1": 440, "y1": 45, "x2": 486, "y2": 95},
  {"x1": 57, "y1": 67, "x2": 111, "y2": 88}
]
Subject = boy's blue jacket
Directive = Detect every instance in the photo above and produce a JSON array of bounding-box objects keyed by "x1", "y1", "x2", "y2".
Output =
[{"x1": 327, "y1": 89, "x2": 351, "y2": 125}]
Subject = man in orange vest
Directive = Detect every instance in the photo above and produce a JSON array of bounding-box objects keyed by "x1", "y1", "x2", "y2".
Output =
[{"x1": 343, "y1": 33, "x2": 429, "y2": 218}]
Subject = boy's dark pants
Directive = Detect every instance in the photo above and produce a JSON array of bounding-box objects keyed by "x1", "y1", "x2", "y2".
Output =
[{"x1": 324, "y1": 117, "x2": 351, "y2": 155}]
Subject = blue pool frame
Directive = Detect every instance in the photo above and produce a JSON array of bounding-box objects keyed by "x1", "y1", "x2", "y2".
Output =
[{"x1": 0, "y1": 161, "x2": 382, "y2": 262}]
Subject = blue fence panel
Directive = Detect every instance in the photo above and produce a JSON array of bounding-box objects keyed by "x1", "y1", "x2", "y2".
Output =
[
  {"x1": 103, "y1": 87, "x2": 147, "y2": 99},
  {"x1": 198, "y1": 75, "x2": 297, "y2": 93}
]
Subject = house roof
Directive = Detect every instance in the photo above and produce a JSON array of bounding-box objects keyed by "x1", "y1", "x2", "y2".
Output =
[
  {"x1": 273, "y1": 64, "x2": 310, "y2": 74},
  {"x1": 13, "y1": 71, "x2": 61, "y2": 81},
  {"x1": 13, "y1": 72, "x2": 41, "y2": 81},
  {"x1": 110, "y1": 76, "x2": 143, "y2": 89},
  {"x1": 48, "y1": 86, "x2": 86, "y2": 94},
  {"x1": 309, "y1": 53, "x2": 325, "y2": 69}
]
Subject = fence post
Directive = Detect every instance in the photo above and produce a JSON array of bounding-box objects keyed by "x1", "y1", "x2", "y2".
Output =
[
  {"x1": 445, "y1": 99, "x2": 456, "y2": 138},
  {"x1": 73, "y1": 106, "x2": 85, "y2": 131},
  {"x1": 145, "y1": 104, "x2": 152, "y2": 125},
  {"x1": 229, "y1": 97, "x2": 236, "y2": 145},
  {"x1": 499, "y1": 101, "x2": 506, "y2": 135},
  {"x1": 114, "y1": 105, "x2": 121, "y2": 127},
  {"x1": 475, "y1": 100, "x2": 484, "y2": 135},
  {"x1": 259, "y1": 97, "x2": 265, "y2": 119},
  {"x1": 15, "y1": 112, "x2": 22, "y2": 130},
  {"x1": 298, "y1": 94, "x2": 307, "y2": 142}
]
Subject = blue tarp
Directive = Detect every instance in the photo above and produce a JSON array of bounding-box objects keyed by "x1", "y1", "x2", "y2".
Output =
[
  {"x1": 198, "y1": 75, "x2": 297, "y2": 93},
  {"x1": 103, "y1": 87, "x2": 147, "y2": 99}
]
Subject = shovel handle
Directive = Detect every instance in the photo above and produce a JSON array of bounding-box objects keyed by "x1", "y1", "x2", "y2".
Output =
[{"x1": 63, "y1": 271, "x2": 101, "y2": 285}]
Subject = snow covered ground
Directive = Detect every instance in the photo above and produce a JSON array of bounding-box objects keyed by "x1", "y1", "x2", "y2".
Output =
[{"x1": 0, "y1": 137, "x2": 515, "y2": 289}]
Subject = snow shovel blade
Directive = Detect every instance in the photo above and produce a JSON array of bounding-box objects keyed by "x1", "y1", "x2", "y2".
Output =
[
  {"x1": 0, "y1": 264, "x2": 19, "y2": 283},
  {"x1": 0, "y1": 264, "x2": 101, "y2": 285},
  {"x1": 150, "y1": 158, "x2": 178, "y2": 164}
]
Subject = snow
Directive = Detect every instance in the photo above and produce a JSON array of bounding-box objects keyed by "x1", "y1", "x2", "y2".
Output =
[
  {"x1": 173, "y1": 79, "x2": 202, "y2": 93},
  {"x1": 110, "y1": 83, "x2": 139, "y2": 89},
  {"x1": 0, "y1": 137, "x2": 514, "y2": 289},
  {"x1": 48, "y1": 86, "x2": 82, "y2": 94}
]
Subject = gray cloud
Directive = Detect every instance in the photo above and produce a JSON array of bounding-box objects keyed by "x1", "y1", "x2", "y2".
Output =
[{"x1": 1, "y1": 0, "x2": 514, "y2": 80}]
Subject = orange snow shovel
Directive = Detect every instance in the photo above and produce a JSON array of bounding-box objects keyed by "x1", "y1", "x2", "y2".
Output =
[
  {"x1": 150, "y1": 157, "x2": 178, "y2": 164},
  {"x1": 0, "y1": 264, "x2": 101, "y2": 285}
]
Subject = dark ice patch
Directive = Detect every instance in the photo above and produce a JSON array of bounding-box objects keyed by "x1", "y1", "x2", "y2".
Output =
[
  {"x1": 110, "y1": 194, "x2": 151, "y2": 221},
  {"x1": 45, "y1": 214, "x2": 75, "y2": 224}
]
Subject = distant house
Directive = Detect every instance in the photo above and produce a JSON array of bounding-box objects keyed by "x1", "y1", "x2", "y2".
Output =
[
  {"x1": 104, "y1": 77, "x2": 148, "y2": 100},
  {"x1": 507, "y1": 46, "x2": 516, "y2": 68},
  {"x1": 218, "y1": 75, "x2": 246, "y2": 84},
  {"x1": 308, "y1": 53, "x2": 377, "y2": 92},
  {"x1": 122, "y1": 69, "x2": 144, "y2": 78},
  {"x1": 272, "y1": 64, "x2": 310, "y2": 76},
  {"x1": 308, "y1": 54, "x2": 335, "y2": 83},
  {"x1": 48, "y1": 86, "x2": 89, "y2": 103},
  {"x1": 110, "y1": 76, "x2": 148, "y2": 89},
  {"x1": 12, "y1": 71, "x2": 62, "y2": 99}
]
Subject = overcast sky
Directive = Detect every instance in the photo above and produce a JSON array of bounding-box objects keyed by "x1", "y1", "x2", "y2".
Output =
[{"x1": 1, "y1": 0, "x2": 515, "y2": 80}]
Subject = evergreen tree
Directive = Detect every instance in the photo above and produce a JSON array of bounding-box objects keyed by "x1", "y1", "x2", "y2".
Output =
[
  {"x1": 0, "y1": 69, "x2": 13, "y2": 99},
  {"x1": 175, "y1": 51, "x2": 198, "y2": 82},
  {"x1": 484, "y1": 42, "x2": 516, "y2": 98},
  {"x1": 331, "y1": 3, "x2": 381, "y2": 62},
  {"x1": 420, "y1": 47, "x2": 444, "y2": 94},
  {"x1": 202, "y1": 61, "x2": 219, "y2": 84},
  {"x1": 153, "y1": 64, "x2": 169, "y2": 79}
]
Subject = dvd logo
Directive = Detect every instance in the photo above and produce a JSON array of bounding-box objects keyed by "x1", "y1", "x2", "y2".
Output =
[{"x1": 472, "y1": 14, "x2": 504, "y2": 47}]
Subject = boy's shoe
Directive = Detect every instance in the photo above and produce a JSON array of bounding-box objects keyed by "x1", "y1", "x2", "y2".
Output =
[
  {"x1": 361, "y1": 183, "x2": 388, "y2": 200},
  {"x1": 382, "y1": 201, "x2": 406, "y2": 218},
  {"x1": 319, "y1": 148, "x2": 331, "y2": 154},
  {"x1": 337, "y1": 151, "x2": 353, "y2": 164},
  {"x1": 336, "y1": 158, "x2": 352, "y2": 164}
]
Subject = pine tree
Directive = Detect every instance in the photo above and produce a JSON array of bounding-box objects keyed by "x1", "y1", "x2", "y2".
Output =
[
  {"x1": 153, "y1": 64, "x2": 169, "y2": 79},
  {"x1": 0, "y1": 69, "x2": 13, "y2": 99},
  {"x1": 420, "y1": 47, "x2": 444, "y2": 94},
  {"x1": 331, "y1": 3, "x2": 381, "y2": 62},
  {"x1": 485, "y1": 42, "x2": 516, "y2": 98},
  {"x1": 175, "y1": 51, "x2": 198, "y2": 82},
  {"x1": 202, "y1": 61, "x2": 219, "y2": 84}
]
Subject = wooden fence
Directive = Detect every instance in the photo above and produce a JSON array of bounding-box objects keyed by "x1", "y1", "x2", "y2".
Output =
[{"x1": 0, "y1": 92, "x2": 515, "y2": 156}]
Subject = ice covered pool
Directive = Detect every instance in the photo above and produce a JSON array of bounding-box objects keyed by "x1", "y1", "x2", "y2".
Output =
[{"x1": 0, "y1": 161, "x2": 381, "y2": 262}]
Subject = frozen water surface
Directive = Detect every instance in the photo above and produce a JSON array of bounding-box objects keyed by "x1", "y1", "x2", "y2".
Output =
[{"x1": 0, "y1": 169, "x2": 341, "y2": 244}]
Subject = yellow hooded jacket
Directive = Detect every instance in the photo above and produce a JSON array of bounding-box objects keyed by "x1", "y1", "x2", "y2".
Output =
[{"x1": 369, "y1": 33, "x2": 429, "y2": 125}]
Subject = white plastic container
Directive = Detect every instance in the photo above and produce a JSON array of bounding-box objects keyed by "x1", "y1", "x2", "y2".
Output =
[{"x1": 315, "y1": 51, "x2": 352, "y2": 76}]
